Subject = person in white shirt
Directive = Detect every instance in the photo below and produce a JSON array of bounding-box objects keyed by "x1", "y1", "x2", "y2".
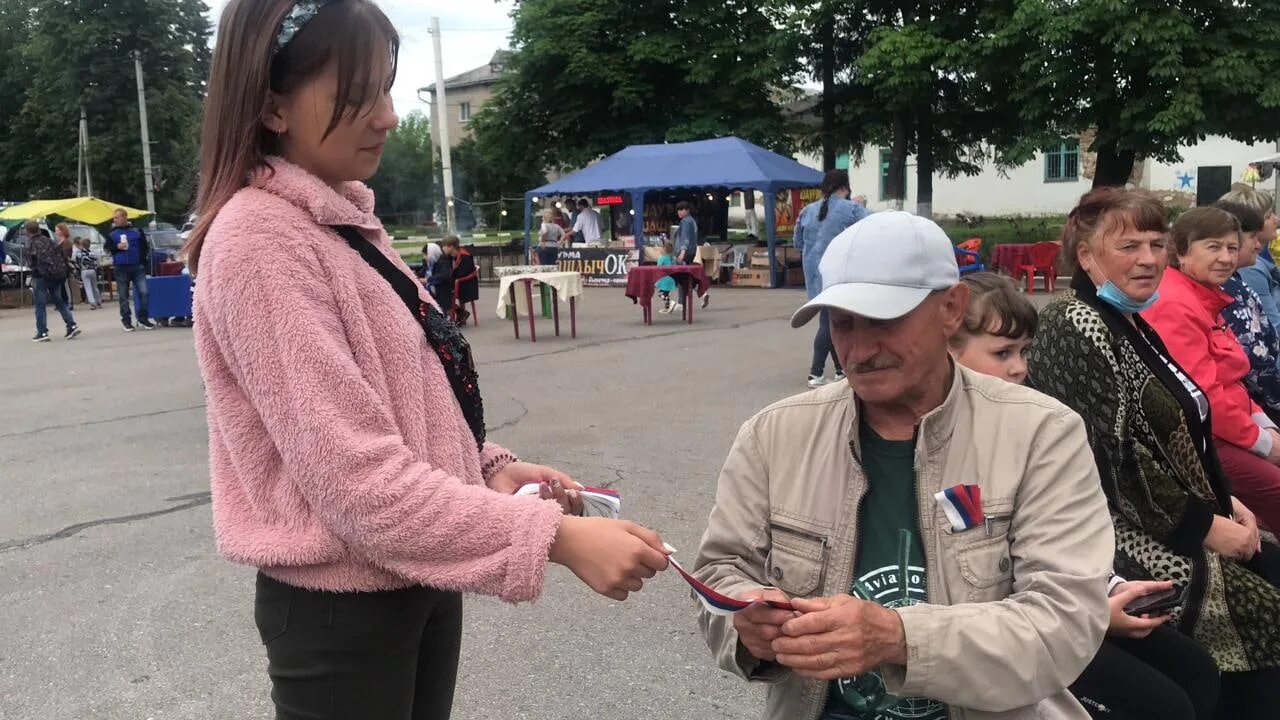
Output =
[{"x1": 572, "y1": 199, "x2": 603, "y2": 244}]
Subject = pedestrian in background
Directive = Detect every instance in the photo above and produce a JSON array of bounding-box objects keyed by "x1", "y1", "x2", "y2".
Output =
[
  {"x1": 800, "y1": 170, "x2": 869, "y2": 388},
  {"x1": 103, "y1": 208, "x2": 154, "y2": 331},
  {"x1": 54, "y1": 223, "x2": 76, "y2": 310},
  {"x1": 538, "y1": 209, "x2": 564, "y2": 266},
  {"x1": 672, "y1": 200, "x2": 708, "y2": 313},
  {"x1": 73, "y1": 237, "x2": 102, "y2": 309},
  {"x1": 26, "y1": 219, "x2": 80, "y2": 342}
]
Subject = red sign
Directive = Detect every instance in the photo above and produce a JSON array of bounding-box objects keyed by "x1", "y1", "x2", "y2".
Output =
[{"x1": 595, "y1": 195, "x2": 625, "y2": 206}]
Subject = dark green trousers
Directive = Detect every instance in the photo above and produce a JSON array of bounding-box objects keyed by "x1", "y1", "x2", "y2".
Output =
[{"x1": 255, "y1": 571, "x2": 462, "y2": 720}]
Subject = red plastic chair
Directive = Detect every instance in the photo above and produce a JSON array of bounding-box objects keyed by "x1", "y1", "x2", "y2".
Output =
[
  {"x1": 1019, "y1": 242, "x2": 1061, "y2": 294},
  {"x1": 452, "y1": 270, "x2": 479, "y2": 326}
]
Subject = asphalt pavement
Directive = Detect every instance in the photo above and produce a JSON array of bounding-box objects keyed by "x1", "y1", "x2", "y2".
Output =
[{"x1": 0, "y1": 283, "x2": 837, "y2": 720}]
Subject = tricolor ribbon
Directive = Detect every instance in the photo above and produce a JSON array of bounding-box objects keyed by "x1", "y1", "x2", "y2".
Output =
[
  {"x1": 935, "y1": 483, "x2": 984, "y2": 532},
  {"x1": 664, "y1": 544, "x2": 795, "y2": 616}
]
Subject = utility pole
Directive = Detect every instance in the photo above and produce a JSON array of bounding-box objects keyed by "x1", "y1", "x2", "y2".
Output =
[
  {"x1": 430, "y1": 17, "x2": 456, "y2": 233},
  {"x1": 133, "y1": 50, "x2": 157, "y2": 226},
  {"x1": 78, "y1": 106, "x2": 94, "y2": 197}
]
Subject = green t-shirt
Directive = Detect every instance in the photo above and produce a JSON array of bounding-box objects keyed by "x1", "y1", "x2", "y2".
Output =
[{"x1": 823, "y1": 424, "x2": 946, "y2": 720}]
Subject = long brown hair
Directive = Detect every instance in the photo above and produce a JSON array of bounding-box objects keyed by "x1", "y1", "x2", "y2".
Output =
[
  {"x1": 817, "y1": 169, "x2": 849, "y2": 222},
  {"x1": 185, "y1": 0, "x2": 399, "y2": 275}
]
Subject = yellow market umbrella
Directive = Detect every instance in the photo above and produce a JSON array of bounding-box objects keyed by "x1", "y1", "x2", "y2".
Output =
[{"x1": 0, "y1": 197, "x2": 151, "y2": 228}]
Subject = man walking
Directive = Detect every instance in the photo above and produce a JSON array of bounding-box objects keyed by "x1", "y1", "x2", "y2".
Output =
[
  {"x1": 672, "y1": 201, "x2": 709, "y2": 312},
  {"x1": 26, "y1": 220, "x2": 80, "y2": 342},
  {"x1": 693, "y1": 212, "x2": 1112, "y2": 720},
  {"x1": 103, "y1": 208, "x2": 154, "y2": 331}
]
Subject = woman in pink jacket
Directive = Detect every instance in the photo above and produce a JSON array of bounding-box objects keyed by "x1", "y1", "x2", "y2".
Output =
[
  {"x1": 1144, "y1": 207, "x2": 1280, "y2": 534},
  {"x1": 185, "y1": 2, "x2": 669, "y2": 718}
]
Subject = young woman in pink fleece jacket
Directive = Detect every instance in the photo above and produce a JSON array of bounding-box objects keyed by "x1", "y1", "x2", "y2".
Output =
[{"x1": 185, "y1": 2, "x2": 669, "y2": 718}]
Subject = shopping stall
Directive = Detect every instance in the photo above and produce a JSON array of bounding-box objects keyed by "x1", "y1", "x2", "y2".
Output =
[{"x1": 523, "y1": 136, "x2": 824, "y2": 287}]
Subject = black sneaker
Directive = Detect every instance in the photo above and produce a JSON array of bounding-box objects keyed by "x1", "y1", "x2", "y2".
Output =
[
  {"x1": 701, "y1": 293, "x2": 710, "y2": 309},
  {"x1": 137, "y1": 319, "x2": 156, "y2": 330},
  {"x1": 122, "y1": 320, "x2": 136, "y2": 332},
  {"x1": 32, "y1": 332, "x2": 50, "y2": 343},
  {"x1": 65, "y1": 325, "x2": 81, "y2": 340}
]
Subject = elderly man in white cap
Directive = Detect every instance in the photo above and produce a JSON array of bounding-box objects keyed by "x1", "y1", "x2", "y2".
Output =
[{"x1": 691, "y1": 212, "x2": 1114, "y2": 720}]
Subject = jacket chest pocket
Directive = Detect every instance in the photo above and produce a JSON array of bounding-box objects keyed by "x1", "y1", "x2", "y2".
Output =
[
  {"x1": 764, "y1": 522, "x2": 829, "y2": 598},
  {"x1": 944, "y1": 509, "x2": 1014, "y2": 602}
]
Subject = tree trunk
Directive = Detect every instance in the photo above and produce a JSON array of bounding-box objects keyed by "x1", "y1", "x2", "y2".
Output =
[
  {"x1": 915, "y1": 102, "x2": 934, "y2": 219},
  {"x1": 1092, "y1": 146, "x2": 1137, "y2": 189},
  {"x1": 887, "y1": 109, "x2": 909, "y2": 211},
  {"x1": 820, "y1": 17, "x2": 836, "y2": 171}
]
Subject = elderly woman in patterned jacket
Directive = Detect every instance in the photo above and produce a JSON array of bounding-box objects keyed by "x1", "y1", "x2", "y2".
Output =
[
  {"x1": 1028, "y1": 187, "x2": 1280, "y2": 719},
  {"x1": 1213, "y1": 200, "x2": 1280, "y2": 424}
]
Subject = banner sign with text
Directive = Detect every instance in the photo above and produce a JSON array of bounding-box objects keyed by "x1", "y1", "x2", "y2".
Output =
[{"x1": 556, "y1": 248, "x2": 638, "y2": 287}]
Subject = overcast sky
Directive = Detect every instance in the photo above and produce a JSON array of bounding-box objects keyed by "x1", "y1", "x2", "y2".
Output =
[{"x1": 204, "y1": 0, "x2": 516, "y2": 115}]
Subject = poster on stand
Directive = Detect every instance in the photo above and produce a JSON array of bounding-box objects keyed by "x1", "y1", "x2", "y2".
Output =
[
  {"x1": 775, "y1": 188, "x2": 823, "y2": 236},
  {"x1": 556, "y1": 248, "x2": 639, "y2": 287}
]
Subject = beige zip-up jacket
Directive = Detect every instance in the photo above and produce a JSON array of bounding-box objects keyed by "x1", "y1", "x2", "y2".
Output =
[{"x1": 693, "y1": 366, "x2": 1113, "y2": 720}]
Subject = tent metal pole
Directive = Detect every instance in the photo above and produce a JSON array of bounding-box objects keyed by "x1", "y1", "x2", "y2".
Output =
[
  {"x1": 523, "y1": 192, "x2": 533, "y2": 263},
  {"x1": 631, "y1": 189, "x2": 646, "y2": 260},
  {"x1": 764, "y1": 187, "x2": 778, "y2": 288}
]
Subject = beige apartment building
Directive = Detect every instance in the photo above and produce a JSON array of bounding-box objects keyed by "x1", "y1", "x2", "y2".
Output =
[{"x1": 419, "y1": 50, "x2": 510, "y2": 151}]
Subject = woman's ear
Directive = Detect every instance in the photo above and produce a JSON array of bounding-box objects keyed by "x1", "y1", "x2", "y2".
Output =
[{"x1": 261, "y1": 93, "x2": 288, "y2": 135}]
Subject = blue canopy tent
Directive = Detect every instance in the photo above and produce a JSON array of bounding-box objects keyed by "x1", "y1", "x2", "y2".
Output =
[{"x1": 524, "y1": 136, "x2": 824, "y2": 286}]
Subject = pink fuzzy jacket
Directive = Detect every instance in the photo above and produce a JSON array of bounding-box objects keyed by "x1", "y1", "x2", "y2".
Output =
[{"x1": 194, "y1": 158, "x2": 563, "y2": 600}]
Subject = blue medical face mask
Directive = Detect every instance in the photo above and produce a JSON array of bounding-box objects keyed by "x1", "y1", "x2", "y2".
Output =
[{"x1": 1097, "y1": 280, "x2": 1158, "y2": 314}]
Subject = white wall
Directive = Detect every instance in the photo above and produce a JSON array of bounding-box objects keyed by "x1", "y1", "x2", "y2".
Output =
[
  {"x1": 1144, "y1": 136, "x2": 1277, "y2": 196},
  {"x1": 798, "y1": 136, "x2": 1280, "y2": 217}
]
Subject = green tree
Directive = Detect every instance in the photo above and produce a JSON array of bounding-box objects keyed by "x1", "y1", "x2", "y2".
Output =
[
  {"x1": 789, "y1": 1, "x2": 1004, "y2": 216},
  {"x1": 366, "y1": 110, "x2": 435, "y2": 224},
  {"x1": 987, "y1": 0, "x2": 1280, "y2": 187},
  {"x1": 0, "y1": 0, "x2": 210, "y2": 219},
  {"x1": 467, "y1": 0, "x2": 798, "y2": 179}
]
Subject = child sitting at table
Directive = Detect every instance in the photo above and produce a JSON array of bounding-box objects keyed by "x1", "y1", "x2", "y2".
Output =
[{"x1": 656, "y1": 242, "x2": 678, "y2": 315}]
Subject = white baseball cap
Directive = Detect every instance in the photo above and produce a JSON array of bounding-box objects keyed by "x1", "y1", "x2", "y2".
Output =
[{"x1": 791, "y1": 211, "x2": 960, "y2": 328}]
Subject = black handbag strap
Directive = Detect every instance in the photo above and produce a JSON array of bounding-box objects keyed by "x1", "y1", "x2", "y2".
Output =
[
  {"x1": 332, "y1": 226, "x2": 486, "y2": 450},
  {"x1": 334, "y1": 226, "x2": 427, "y2": 323}
]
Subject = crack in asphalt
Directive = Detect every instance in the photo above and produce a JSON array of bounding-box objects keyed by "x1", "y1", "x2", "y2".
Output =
[
  {"x1": 486, "y1": 397, "x2": 529, "y2": 434},
  {"x1": 0, "y1": 491, "x2": 212, "y2": 553},
  {"x1": 0, "y1": 404, "x2": 207, "y2": 440}
]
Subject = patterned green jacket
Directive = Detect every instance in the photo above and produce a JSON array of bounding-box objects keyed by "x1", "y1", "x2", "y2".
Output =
[{"x1": 1029, "y1": 271, "x2": 1280, "y2": 672}]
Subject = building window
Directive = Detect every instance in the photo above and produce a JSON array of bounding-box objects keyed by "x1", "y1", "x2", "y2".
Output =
[
  {"x1": 1044, "y1": 140, "x2": 1080, "y2": 182},
  {"x1": 878, "y1": 148, "x2": 906, "y2": 201},
  {"x1": 459, "y1": 102, "x2": 471, "y2": 122}
]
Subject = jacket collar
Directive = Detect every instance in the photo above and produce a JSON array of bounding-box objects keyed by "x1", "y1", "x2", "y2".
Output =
[
  {"x1": 847, "y1": 360, "x2": 962, "y2": 455},
  {"x1": 250, "y1": 157, "x2": 382, "y2": 233},
  {"x1": 1162, "y1": 266, "x2": 1232, "y2": 316}
]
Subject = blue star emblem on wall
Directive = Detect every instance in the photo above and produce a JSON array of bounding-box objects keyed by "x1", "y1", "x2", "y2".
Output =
[{"x1": 1177, "y1": 171, "x2": 1195, "y2": 190}]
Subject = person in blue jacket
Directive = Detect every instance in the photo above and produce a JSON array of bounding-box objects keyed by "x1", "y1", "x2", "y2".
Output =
[
  {"x1": 798, "y1": 170, "x2": 869, "y2": 387},
  {"x1": 102, "y1": 208, "x2": 154, "y2": 331}
]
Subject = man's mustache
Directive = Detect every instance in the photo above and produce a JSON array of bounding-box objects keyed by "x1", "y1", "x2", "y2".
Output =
[{"x1": 854, "y1": 356, "x2": 901, "y2": 373}]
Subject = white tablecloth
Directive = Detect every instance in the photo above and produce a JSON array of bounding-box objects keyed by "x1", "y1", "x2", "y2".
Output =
[
  {"x1": 493, "y1": 265, "x2": 558, "y2": 278},
  {"x1": 496, "y1": 271, "x2": 584, "y2": 318}
]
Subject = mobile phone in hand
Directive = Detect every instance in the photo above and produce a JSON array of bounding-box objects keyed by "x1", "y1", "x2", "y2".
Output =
[{"x1": 1123, "y1": 586, "x2": 1185, "y2": 616}]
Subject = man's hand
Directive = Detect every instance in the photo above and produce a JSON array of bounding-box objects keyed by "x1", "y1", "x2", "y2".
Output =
[
  {"x1": 771, "y1": 595, "x2": 908, "y2": 680},
  {"x1": 1231, "y1": 496, "x2": 1262, "y2": 554},
  {"x1": 1107, "y1": 581, "x2": 1172, "y2": 639},
  {"x1": 732, "y1": 588, "x2": 795, "y2": 662}
]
